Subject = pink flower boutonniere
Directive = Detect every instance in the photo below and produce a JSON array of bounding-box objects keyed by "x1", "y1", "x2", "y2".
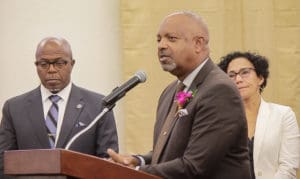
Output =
[
  {"x1": 175, "y1": 90, "x2": 197, "y2": 110},
  {"x1": 175, "y1": 90, "x2": 196, "y2": 117}
]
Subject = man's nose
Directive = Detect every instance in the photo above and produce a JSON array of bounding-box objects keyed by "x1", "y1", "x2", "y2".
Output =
[
  {"x1": 48, "y1": 64, "x2": 58, "y2": 72},
  {"x1": 158, "y1": 38, "x2": 168, "y2": 50}
]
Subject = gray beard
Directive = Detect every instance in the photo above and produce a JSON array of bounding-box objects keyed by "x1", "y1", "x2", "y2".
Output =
[{"x1": 161, "y1": 62, "x2": 177, "y2": 72}]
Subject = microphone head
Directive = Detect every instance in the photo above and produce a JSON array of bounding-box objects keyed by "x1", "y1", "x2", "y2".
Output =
[{"x1": 135, "y1": 70, "x2": 147, "y2": 83}]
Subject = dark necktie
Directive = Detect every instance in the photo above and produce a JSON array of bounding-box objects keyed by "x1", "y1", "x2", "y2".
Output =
[
  {"x1": 152, "y1": 82, "x2": 185, "y2": 164},
  {"x1": 45, "y1": 95, "x2": 60, "y2": 148}
]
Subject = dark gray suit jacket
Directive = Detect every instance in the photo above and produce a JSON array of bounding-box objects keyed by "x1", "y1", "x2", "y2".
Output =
[
  {"x1": 140, "y1": 59, "x2": 251, "y2": 179},
  {"x1": 0, "y1": 84, "x2": 118, "y2": 177}
]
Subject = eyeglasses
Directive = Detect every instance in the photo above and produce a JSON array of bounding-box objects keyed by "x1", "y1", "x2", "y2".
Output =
[
  {"x1": 228, "y1": 67, "x2": 255, "y2": 79},
  {"x1": 35, "y1": 60, "x2": 68, "y2": 70}
]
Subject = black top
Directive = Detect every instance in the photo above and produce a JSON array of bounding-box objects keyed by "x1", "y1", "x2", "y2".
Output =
[{"x1": 248, "y1": 137, "x2": 255, "y2": 179}]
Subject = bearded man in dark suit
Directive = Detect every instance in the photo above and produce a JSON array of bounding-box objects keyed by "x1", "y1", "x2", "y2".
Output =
[
  {"x1": 0, "y1": 36, "x2": 118, "y2": 178},
  {"x1": 108, "y1": 11, "x2": 251, "y2": 179}
]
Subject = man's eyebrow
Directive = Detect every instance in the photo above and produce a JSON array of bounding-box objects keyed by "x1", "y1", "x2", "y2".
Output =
[{"x1": 39, "y1": 58, "x2": 64, "y2": 61}]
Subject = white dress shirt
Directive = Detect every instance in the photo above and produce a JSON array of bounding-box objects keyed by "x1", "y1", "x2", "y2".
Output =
[{"x1": 181, "y1": 58, "x2": 208, "y2": 91}]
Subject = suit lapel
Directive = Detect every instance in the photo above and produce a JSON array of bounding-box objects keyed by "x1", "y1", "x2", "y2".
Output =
[
  {"x1": 56, "y1": 85, "x2": 85, "y2": 148},
  {"x1": 253, "y1": 98, "x2": 270, "y2": 165},
  {"x1": 166, "y1": 60, "x2": 215, "y2": 140},
  {"x1": 155, "y1": 82, "x2": 178, "y2": 134},
  {"x1": 27, "y1": 87, "x2": 51, "y2": 148}
]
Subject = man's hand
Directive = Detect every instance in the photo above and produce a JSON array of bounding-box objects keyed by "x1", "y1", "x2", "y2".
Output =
[{"x1": 107, "y1": 148, "x2": 140, "y2": 168}]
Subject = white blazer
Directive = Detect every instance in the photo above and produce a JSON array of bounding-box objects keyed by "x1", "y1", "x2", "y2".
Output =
[{"x1": 254, "y1": 98, "x2": 300, "y2": 179}]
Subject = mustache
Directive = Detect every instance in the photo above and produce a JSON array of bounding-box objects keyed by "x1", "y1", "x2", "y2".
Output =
[
  {"x1": 158, "y1": 51, "x2": 170, "y2": 58},
  {"x1": 46, "y1": 74, "x2": 59, "y2": 79}
]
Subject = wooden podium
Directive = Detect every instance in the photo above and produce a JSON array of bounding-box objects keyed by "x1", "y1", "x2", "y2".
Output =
[{"x1": 4, "y1": 149, "x2": 162, "y2": 179}]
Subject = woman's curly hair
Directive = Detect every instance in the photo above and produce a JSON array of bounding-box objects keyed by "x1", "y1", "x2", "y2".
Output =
[{"x1": 218, "y1": 51, "x2": 269, "y2": 93}]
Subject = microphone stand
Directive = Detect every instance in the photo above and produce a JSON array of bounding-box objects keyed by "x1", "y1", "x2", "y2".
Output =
[{"x1": 65, "y1": 103, "x2": 115, "y2": 150}]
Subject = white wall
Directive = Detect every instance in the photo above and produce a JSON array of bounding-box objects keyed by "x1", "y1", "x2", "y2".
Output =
[{"x1": 0, "y1": 0, "x2": 124, "y2": 151}]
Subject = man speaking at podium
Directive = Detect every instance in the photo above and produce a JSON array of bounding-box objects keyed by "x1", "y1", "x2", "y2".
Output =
[
  {"x1": 108, "y1": 11, "x2": 251, "y2": 179},
  {"x1": 0, "y1": 37, "x2": 119, "y2": 178}
]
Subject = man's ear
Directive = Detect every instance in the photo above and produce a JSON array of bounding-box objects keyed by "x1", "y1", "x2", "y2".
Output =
[
  {"x1": 71, "y1": 59, "x2": 76, "y2": 66},
  {"x1": 194, "y1": 36, "x2": 206, "y2": 53}
]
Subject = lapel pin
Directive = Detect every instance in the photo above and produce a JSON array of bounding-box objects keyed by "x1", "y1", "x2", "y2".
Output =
[
  {"x1": 76, "y1": 104, "x2": 83, "y2": 109},
  {"x1": 79, "y1": 122, "x2": 86, "y2": 126},
  {"x1": 75, "y1": 121, "x2": 86, "y2": 127}
]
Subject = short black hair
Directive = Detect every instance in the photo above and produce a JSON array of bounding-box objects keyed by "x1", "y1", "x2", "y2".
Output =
[{"x1": 218, "y1": 51, "x2": 269, "y2": 93}]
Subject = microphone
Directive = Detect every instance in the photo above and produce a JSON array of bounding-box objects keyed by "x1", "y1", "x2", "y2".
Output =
[{"x1": 102, "y1": 70, "x2": 147, "y2": 106}]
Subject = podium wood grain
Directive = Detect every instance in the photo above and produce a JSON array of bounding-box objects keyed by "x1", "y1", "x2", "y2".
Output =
[{"x1": 4, "y1": 149, "x2": 161, "y2": 179}]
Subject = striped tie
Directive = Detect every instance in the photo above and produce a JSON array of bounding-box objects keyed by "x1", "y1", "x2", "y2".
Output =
[{"x1": 45, "y1": 95, "x2": 60, "y2": 148}]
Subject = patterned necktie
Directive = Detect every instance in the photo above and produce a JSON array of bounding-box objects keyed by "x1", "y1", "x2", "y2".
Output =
[
  {"x1": 45, "y1": 95, "x2": 60, "y2": 148},
  {"x1": 152, "y1": 82, "x2": 185, "y2": 164}
]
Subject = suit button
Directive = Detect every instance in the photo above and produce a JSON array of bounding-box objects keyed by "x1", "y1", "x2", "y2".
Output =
[{"x1": 163, "y1": 131, "x2": 167, "y2": 135}]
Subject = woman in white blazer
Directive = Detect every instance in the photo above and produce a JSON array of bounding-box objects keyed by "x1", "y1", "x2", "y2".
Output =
[{"x1": 218, "y1": 51, "x2": 300, "y2": 179}]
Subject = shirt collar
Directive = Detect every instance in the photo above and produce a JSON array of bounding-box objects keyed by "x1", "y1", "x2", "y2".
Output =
[
  {"x1": 40, "y1": 82, "x2": 72, "y2": 102},
  {"x1": 181, "y1": 58, "x2": 209, "y2": 90}
]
